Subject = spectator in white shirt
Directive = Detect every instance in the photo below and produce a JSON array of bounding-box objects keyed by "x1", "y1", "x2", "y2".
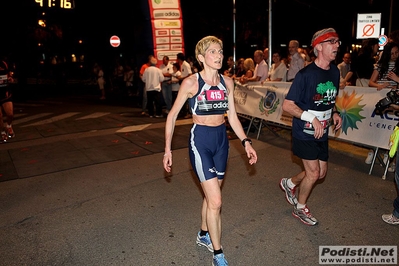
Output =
[
  {"x1": 337, "y1": 52, "x2": 353, "y2": 88},
  {"x1": 265, "y1": 49, "x2": 288, "y2": 82},
  {"x1": 170, "y1": 62, "x2": 181, "y2": 105},
  {"x1": 141, "y1": 57, "x2": 165, "y2": 118},
  {"x1": 176, "y1": 52, "x2": 193, "y2": 118},
  {"x1": 160, "y1": 56, "x2": 174, "y2": 113},
  {"x1": 287, "y1": 40, "x2": 305, "y2": 81},
  {"x1": 241, "y1": 50, "x2": 269, "y2": 83}
]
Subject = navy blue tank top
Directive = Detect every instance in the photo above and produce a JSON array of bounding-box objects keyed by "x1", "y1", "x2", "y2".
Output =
[
  {"x1": 189, "y1": 73, "x2": 229, "y2": 115},
  {"x1": 0, "y1": 61, "x2": 9, "y2": 88}
]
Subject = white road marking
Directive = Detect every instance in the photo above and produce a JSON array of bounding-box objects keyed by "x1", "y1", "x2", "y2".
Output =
[
  {"x1": 22, "y1": 112, "x2": 80, "y2": 127},
  {"x1": 13, "y1": 113, "x2": 53, "y2": 125},
  {"x1": 76, "y1": 112, "x2": 110, "y2": 120},
  {"x1": 116, "y1": 124, "x2": 151, "y2": 133}
]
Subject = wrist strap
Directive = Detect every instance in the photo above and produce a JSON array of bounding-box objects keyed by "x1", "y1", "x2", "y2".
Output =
[{"x1": 301, "y1": 111, "x2": 316, "y2": 123}]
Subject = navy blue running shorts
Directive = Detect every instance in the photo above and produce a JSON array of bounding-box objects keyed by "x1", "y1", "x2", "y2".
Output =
[
  {"x1": 292, "y1": 137, "x2": 328, "y2": 161},
  {"x1": 0, "y1": 87, "x2": 12, "y2": 104},
  {"x1": 189, "y1": 123, "x2": 229, "y2": 182}
]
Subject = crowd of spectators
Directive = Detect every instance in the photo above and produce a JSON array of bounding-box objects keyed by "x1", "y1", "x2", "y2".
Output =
[
  {"x1": 217, "y1": 30, "x2": 399, "y2": 175},
  {"x1": 219, "y1": 30, "x2": 399, "y2": 91}
]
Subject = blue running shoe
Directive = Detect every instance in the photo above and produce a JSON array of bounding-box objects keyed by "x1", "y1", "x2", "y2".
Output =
[
  {"x1": 196, "y1": 231, "x2": 213, "y2": 252},
  {"x1": 213, "y1": 253, "x2": 228, "y2": 266}
]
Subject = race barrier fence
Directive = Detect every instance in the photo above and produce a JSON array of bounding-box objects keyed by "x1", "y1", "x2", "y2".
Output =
[{"x1": 234, "y1": 81, "x2": 399, "y2": 179}]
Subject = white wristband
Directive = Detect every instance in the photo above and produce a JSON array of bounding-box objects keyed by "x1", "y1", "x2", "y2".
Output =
[{"x1": 301, "y1": 111, "x2": 316, "y2": 123}]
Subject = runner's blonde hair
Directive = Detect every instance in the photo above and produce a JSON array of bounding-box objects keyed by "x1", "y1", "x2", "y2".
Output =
[{"x1": 195, "y1": 36, "x2": 223, "y2": 66}]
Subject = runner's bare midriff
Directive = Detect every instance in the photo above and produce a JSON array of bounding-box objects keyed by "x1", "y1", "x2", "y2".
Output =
[{"x1": 192, "y1": 114, "x2": 225, "y2": 127}]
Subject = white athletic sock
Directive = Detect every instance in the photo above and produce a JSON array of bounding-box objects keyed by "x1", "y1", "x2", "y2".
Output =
[
  {"x1": 296, "y1": 203, "x2": 306, "y2": 209},
  {"x1": 287, "y1": 178, "x2": 295, "y2": 189}
]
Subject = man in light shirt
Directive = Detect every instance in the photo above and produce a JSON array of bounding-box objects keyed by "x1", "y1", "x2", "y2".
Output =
[
  {"x1": 159, "y1": 56, "x2": 174, "y2": 113},
  {"x1": 241, "y1": 50, "x2": 268, "y2": 83},
  {"x1": 287, "y1": 40, "x2": 305, "y2": 82},
  {"x1": 141, "y1": 57, "x2": 165, "y2": 118},
  {"x1": 176, "y1": 52, "x2": 193, "y2": 118},
  {"x1": 176, "y1": 52, "x2": 192, "y2": 81}
]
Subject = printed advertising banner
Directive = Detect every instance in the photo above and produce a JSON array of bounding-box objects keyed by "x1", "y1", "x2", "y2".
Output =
[
  {"x1": 148, "y1": 0, "x2": 185, "y2": 65},
  {"x1": 234, "y1": 82, "x2": 399, "y2": 150}
]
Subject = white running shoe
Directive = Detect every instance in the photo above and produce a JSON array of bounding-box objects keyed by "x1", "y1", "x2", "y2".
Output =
[
  {"x1": 365, "y1": 150, "x2": 374, "y2": 164},
  {"x1": 388, "y1": 162, "x2": 396, "y2": 173},
  {"x1": 383, "y1": 153, "x2": 389, "y2": 165},
  {"x1": 382, "y1": 213, "x2": 399, "y2": 225}
]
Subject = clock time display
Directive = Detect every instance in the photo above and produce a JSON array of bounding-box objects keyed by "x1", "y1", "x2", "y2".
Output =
[{"x1": 35, "y1": 0, "x2": 73, "y2": 9}]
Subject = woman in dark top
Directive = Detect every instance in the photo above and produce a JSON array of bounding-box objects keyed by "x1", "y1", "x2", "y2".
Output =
[{"x1": 351, "y1": 38, "x2": 379, "y2": 86}]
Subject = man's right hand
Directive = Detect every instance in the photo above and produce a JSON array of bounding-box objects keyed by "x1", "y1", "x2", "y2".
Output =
[{"x1": 312, "y1": 119, "x2": 324, "y2": 139}]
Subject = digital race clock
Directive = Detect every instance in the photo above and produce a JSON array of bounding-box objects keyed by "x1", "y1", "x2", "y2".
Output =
[{"x1": 35, "y1": 0, "x2": 73, "y2": 9}]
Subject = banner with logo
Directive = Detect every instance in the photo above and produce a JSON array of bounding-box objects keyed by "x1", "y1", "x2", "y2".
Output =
[
  {"x1": 234, "y1": 82, "x2": 398, "y2": 150},
  {"x1": 147, "y1": 0, "x2": 185, "y2": 65}
]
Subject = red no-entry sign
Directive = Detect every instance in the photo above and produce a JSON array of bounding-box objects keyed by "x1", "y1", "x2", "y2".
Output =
[{"x1": 110, "y1": 35, "x2": 120, "y2": 47}]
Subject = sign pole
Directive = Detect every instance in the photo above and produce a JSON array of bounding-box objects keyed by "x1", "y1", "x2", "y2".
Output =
[
  {"x1": 268, "y1": 0, "x2": 272, "y2": 69},
  {"x1": 388, "y1": 0, "x2": 393, "y2": 34},
  {"x1": 233, "y1": 0, "x2": 236, "y2": 70}
]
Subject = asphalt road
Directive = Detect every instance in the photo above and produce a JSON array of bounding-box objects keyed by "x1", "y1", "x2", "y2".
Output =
[{"x1": 0, "y1": 87, "x2": 398, "y2": 266}]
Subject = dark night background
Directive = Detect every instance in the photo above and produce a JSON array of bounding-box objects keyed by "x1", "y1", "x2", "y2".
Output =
[{"x1": 1, "y1": 0, "x2": 398, "y2": 82}]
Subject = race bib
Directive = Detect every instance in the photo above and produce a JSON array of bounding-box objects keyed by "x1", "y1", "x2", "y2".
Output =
[
  {"x1": 0, "y1": 74, "x2": 7, "y2": 86},
  {"x1": 206, "y1": 90, "x2": 224, "y2": 101},
  {"x1": 303, "y1": 109, "x2": 332, "y2": 135},
  {"x1": 197, "y1": 89, "x2": 228, "y2": 112}
]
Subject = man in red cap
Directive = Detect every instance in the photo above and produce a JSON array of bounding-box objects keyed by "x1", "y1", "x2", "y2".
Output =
[{"x1": 279, "y1": 28, "x2": 343, "y2": 226}]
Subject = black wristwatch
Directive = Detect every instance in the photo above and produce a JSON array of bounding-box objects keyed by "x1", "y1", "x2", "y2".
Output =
[
  {"x1": 241, "y1": 138, "x2": 252, "y2": 147},
  {"x1": 332, "y1": 111, "x2": 340, "y2": 116}
]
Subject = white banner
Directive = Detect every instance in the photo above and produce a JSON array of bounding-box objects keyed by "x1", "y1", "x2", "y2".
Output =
[
  {"x1": 234, "y1": 82, "x2": 399, "y2": 150},
  {"x1": 148, "y1": 0, "x2": 185, "y2": 65}
]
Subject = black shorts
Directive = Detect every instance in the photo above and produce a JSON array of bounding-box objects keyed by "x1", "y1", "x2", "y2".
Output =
[
  {"x1": 292, "y1": 137, "x2": 329, "y2": 161},
  {"x1": 0, "y1": 87, "x2": 12, "y2": 105}
]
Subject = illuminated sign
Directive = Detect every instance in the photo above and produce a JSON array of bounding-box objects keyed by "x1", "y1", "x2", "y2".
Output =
[{"x1": 35, "y1": 0, "x2": 73, "y2": 9}]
